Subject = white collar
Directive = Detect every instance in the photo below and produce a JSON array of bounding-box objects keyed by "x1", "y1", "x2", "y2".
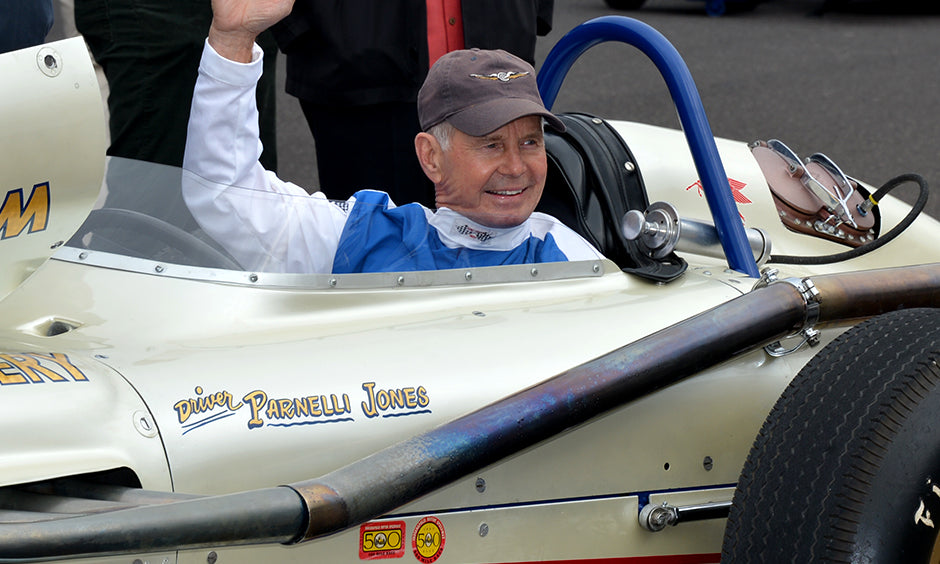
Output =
[{"x1": 428, "y1": 207, "x2": 532, "y2": 251}]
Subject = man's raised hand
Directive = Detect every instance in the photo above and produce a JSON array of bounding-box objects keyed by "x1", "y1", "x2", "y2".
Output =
[{"x1": 208, "y1": 0, "x2": 295, "y2": 62}]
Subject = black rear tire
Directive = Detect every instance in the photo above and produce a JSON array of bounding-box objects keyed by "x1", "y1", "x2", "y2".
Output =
[{"x1": 721, "y1": 308, "x2": 940, "y2": 562}]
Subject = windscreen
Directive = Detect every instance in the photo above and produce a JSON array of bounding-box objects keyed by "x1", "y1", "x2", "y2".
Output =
[{"x1": 63, "y1": 158, "x2": 604, "y2": 284}]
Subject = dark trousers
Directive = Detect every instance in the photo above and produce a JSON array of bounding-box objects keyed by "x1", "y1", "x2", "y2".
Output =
[
  {"x1": 300, "y1": 100, "x2": 434, "y2": 207},
  {"x1": 75, "y1": 0, "x2": 278, "y2": 170}
]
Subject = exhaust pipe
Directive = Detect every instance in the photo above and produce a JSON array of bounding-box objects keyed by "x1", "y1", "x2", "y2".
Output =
[{"x1": 1, "y1": 263, "x2": 937, "y2": 559}]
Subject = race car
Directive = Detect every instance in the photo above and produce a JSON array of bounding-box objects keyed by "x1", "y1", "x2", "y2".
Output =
[{"x1": 0, "y1": 15, "x2": 937, "y2": 564}]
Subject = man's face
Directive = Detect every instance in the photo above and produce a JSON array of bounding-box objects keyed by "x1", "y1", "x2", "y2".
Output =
[{"x1": 433, "y1": 116, "x2": 547, "y2": 228}]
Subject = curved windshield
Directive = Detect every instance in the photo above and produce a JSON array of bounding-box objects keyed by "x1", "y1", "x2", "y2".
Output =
[{"x1": 62, "y1": 158, "x2": 605, "y2": 286}]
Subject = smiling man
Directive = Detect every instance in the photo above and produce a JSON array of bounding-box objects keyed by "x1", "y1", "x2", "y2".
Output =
[{"x1": 182, "y1": 0, "x2": 601, "y2": 273}]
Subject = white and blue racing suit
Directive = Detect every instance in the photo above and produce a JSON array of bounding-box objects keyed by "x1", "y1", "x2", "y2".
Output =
[{"x1": 182, "y1": 41, "x2": 601, "y2": 274}]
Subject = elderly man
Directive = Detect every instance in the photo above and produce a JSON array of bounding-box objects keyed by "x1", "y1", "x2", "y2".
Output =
[{"x1": 182, "y1": 0, "x2": 600, "y2": 273}]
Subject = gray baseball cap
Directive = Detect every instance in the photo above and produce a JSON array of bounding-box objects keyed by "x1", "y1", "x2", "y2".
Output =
[{"x1": 418, "y1": 48, "x2": 565, "y2": 136}]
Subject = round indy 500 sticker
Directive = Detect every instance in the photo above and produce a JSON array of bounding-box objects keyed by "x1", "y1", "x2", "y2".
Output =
[{"x1": 411, "y1": 516, "x2": 445, "y2": 563}]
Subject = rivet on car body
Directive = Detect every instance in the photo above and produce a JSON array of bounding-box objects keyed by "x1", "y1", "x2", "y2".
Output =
[
  {"x1": 475, "y1": 477, "x2": 486, "y2": 492},
  {"x1": 329, "y1": 278, "x2": 337, "y2": 287},
  {"x1": 249, "y1": 273, "x2": 258, "y2": 283},
  {"x1": 207, "y1": 551, "x2": 218, "y2": 564},
  {"x1": 465, "y1": 271, "x2": 473, "y2": 281},
  {"x1": 530, "y1": 267, "x2": 539, "y2": 277},
  {"x1": 478, "y1": 523, "x2": 489, "y2": 537},
  {"x1": 624, "y1": 161, "x2": 635, "y2": 173},
  {"x1": 155, "y1": 265, "x2": 165, "y2": 273}
]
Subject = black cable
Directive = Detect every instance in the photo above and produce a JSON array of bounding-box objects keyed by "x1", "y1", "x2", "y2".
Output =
[{"x1": 769, "y1": 173, "x2": 928, "y2": 265}]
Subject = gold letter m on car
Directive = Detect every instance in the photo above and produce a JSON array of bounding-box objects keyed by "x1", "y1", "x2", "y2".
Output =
[{"x1": 0, "y1": 182, "x2": 50, "y2": 239}]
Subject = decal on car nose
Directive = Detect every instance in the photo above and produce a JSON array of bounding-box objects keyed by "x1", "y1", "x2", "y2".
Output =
[{"x1": 0, "y1": 182, "x2": 49, "y2": 240}]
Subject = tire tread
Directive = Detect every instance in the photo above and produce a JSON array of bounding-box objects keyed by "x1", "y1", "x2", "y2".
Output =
[{"x1": 721, "y1": 308, "x2": 940, "y2": 562}]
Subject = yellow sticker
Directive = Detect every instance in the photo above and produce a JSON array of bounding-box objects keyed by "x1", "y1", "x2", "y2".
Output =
[
  {"x1": 411, "y1": 516, "x2": 445, "y2": 564},
  {"x1": 360, "y1": 521, "x2": 405, "y2": 560}
]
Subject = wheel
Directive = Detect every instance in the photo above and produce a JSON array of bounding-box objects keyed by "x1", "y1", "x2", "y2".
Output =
[
  {"x1": 603, "y1": 0, "x2": 646, "y2": 10},
  {"x1": 68, "y1": 208, "x2": 242, "y2": 270},
  {"x1": 721, "y1": 308, "x2": 940, "y2": 562}
]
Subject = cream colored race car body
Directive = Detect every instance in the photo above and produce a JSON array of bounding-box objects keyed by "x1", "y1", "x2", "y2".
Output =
[{"x1": 0, "y1": 17, "x2": 938, "y2": 564}]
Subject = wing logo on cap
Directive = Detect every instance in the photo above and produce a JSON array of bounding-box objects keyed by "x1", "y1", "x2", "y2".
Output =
[{"x1": 469, "y1": 71, "x2": 530, "y2": 82}]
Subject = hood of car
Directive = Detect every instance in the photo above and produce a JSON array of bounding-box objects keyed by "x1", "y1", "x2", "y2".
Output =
[{"x1": 0, "y1": 38, "x2": 106, "y2": 303}]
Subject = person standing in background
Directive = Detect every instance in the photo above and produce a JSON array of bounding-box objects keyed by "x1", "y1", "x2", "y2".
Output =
[
  {"x1": 272, "y1": 0, "x2": 554, "y2": 207},
  {"x1": 0, "y1": 0, "x2": 54, "y2": 53},
  {"x1": 74, "y1": 0, "x2": 280, "y2": 171}
]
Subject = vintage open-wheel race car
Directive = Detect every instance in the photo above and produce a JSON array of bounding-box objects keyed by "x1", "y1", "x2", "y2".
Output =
[{"x1": 0, "y1": 15, "x2": 937, "y2": 564}]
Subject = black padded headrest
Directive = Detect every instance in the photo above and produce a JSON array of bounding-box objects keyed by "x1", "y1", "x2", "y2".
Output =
[{"x1": 539, "y1": 113, "x2": 687, "y2": 283}]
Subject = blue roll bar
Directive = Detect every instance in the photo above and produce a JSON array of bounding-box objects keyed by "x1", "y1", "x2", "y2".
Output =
[{"x1": 537, "y1": 16, "x2": 760, "y2": 277}]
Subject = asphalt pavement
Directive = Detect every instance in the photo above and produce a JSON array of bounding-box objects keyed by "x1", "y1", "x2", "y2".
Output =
[{"x1": 270, "y1": 0, "x2": 940, "y2": 222}]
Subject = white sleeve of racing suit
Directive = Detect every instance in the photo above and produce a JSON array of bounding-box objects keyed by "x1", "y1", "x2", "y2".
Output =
[{"x1": 182, "y1": 40, "x2": 349, "y2": 274}]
